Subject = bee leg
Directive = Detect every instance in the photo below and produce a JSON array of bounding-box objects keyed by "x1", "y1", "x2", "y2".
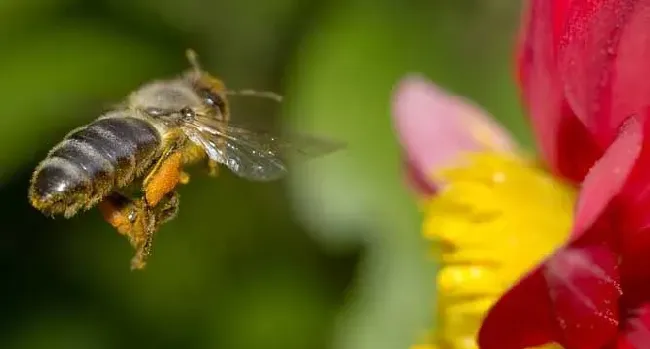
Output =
[
  {"x1": 156, "y1": 191, "x2": 180, "y2": 224},
  {"x1": 143, "y1": 150, "x2": 184, "y2": 207},
  {"x1": 98, "y1": 191, "x2": 180, "y2": 270},
  {"x1": 207, "y1": 159, "x2": 219, "y2": 177},
  {"x1": 98, "y1": 193, "x2": 153, "y2": 269},
  {"x1": 125, "y1": 147, "x2": 185, "y2": 270},
  {"x1": 98, "y1": 193, "x2": 139, "y2": 237},
  {"x1": 179, "y1": 171, "x2": 190, "y2": 185},
  {"x1": 129, "y1": 191, "x2": 179, "y2": 270},
  {"x1": 128, "y1": 201, "x2": 156, "y2": 271}
]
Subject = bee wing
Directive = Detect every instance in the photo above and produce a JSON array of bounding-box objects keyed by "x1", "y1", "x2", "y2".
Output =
[{"x1": 183, "y1": 116, "x2": 345, "y2": 181}]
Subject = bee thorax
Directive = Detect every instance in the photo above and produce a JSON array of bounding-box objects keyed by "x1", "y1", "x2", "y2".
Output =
[{"x1": 129, "y1": 80, "x2": 204, "y2": 112}]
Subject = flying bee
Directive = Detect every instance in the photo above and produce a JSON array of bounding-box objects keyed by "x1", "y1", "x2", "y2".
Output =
[{"x1": 28, "y1": 49, "x2": 343, "y2": 270}]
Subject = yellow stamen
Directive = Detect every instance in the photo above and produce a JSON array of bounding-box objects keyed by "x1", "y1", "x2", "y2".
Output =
[{"x1": 416, "y1": 152, "x2": 575, "y2": 349}]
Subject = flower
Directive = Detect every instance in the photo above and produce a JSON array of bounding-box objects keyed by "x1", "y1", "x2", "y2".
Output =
[
  {"x1": 477, "y1": 116, "x2": 646, "y2": 349},
  {"x1": 477, "y1": 0, "x2": 650, "y2": 348},
  {"x1": 391, "y1": 75, "x2": 577, "y2": 349},
  {"x1": 394, "y1": 1, "x2": 650, "y2": 347}
]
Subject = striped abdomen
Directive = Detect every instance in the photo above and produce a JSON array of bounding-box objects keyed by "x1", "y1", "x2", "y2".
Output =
[{"x1": 29, "y1": 111, "x2": 161, "y2": 218}]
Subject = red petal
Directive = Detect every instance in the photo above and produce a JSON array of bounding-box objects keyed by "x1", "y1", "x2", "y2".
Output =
[
  {"x1": 478, "y1": 246, "x2": 622, "y2": 349},
  {"x1": 544, "y1": 245, "x2": 622, "y2": 349},
  {"x1": 616, "y1": 304, "x2": 650, "y2": 349},
  {"x1": 516, "y1": 0, "x2": 570, "y2": 76},
  {"x1": 544, "y1": 116, "x2": 641, "y2": 349},
  {"x1": 478, "y1": 117, "x2": 642, "y2": 349},
  {"x1": 573, "y1": 116, "x2": 642, "y2": 236},
  {"x1": 477, "y1": 269, "x2": 559, "y2": 349},
  {"x1": 559, "y1": 0, "x2": 650, "y2": 147},
  {"x1": 610, "y1": 116, "x2": 650, "y2": 303},
  {"x1": 555, "y1": 105, "x2": 604, "y2": 183},
  {"x1": 518, "y1": 0, "x2": 602, "y2": 183}
]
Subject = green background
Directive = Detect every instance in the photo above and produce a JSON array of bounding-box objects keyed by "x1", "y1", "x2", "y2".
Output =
[{"x1": 0, "y1": 1, "x2": 530, "y2": 349}]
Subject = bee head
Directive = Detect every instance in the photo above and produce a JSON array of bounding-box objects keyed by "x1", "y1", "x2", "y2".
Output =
[
  {"x1": 184, "y1": 49, "x2": 230, "y2": 121},
  {"x1": 129, "y1": 50, "x2": 231, "y2": 125}
]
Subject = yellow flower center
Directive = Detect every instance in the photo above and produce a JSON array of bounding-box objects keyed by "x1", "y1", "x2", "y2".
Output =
[{"x1": 419, "y1": 152, "x2": 576, "y2": 349}]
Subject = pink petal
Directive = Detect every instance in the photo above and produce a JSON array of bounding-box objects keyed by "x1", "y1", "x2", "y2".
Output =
[
  {"x1": 391, "y1": 74, "x2": 517, "y2": 194},
  {"x1": 518, "y1": 0, "x2": 603, "y2": 182}
]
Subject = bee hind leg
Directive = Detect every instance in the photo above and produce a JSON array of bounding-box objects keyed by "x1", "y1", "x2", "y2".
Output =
[
  {"x1": 143, "y1": 150, "x2": 184, "y2": 207},
  {"x1": 98, "y1": 193, "x2": 154, "y2": 269},
  {"x1": 98, "y1": 191, "x2": 179, "y2": 270},
  {"x1": 98, "y1": 193, "x2": 139, "y2": 237},
  {"x1": 156, "y1": 191, "x2": 180, "y2": 225},
  {"x1": 128, "y1": 200, "x2": 156, "y2": 270},
  {"x1": 129, "y1": 191, "x2": 180, "y2": 270},
  {"x1": 102, "y1": 142, "x2": 187, "y2": 270},
  {"x1": 121, "y1": 147, "x2": 187, "y2": 270}
]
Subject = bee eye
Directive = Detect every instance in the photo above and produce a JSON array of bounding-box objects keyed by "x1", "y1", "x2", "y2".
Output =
[
  {"x1": 199, "y1": 89, "x2": 226, "y2": 115},
  {"x1": 203, "y1": 94, "x2": 216, "y2": 106}
]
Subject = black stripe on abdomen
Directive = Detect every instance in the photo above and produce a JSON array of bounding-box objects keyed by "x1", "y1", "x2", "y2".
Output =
[
  {"x1": 66, "y1": 113, "x2": 161, "y2": 189},
  {"x1": 48, "y1": 138, "x2": 116, "y2": 199}
]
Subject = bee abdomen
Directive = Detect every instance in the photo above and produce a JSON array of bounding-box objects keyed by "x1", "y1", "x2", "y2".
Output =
[
  {"x1": 29, "y1": 157, "x2": 93, "y2": 218},
  {"x1": 68, "y1": 114, "x2": 161, "y2": 184},
  {"x1": 29, "y1": 112, "x2": 161, "y2": 217}
]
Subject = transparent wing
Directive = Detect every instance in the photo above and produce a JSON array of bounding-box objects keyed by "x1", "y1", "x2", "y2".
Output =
[{"x1": 182, "y1": 116, "x2": 345, "y2": 181}]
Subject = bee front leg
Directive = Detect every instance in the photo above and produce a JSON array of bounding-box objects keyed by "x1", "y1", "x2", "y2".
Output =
[
  {"x1": 179, "y1": 171, "x2": 191, "y2": 184},
  {"x1": 207, "y1": 159, "x2": 220, "y2": 177}
]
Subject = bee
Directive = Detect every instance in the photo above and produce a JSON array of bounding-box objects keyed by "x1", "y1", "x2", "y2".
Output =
[{"x1": 28, "y1": 49, "x2": 343, "y2": 270}]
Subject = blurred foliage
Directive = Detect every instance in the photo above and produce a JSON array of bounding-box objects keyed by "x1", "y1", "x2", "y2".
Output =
[{"x1": 0, "y1": 1, "x2": 526, "y2": 349}]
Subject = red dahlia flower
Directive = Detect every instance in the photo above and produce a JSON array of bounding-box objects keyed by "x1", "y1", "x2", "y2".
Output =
[
  {"x1": 394, "y1": 75, "x2": 574, "y2": 349},
  {"x1": 478, "y1": 1, "x2": 650, "y2": 348}
]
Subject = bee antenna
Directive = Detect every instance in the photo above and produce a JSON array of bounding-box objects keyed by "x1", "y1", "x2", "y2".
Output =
[
  {"x1": 225, "y1": 89, "x2": 284, "y2": 103},
  {"x1": 185, "y1": 48, "x2": 202, "y2": 73}
]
